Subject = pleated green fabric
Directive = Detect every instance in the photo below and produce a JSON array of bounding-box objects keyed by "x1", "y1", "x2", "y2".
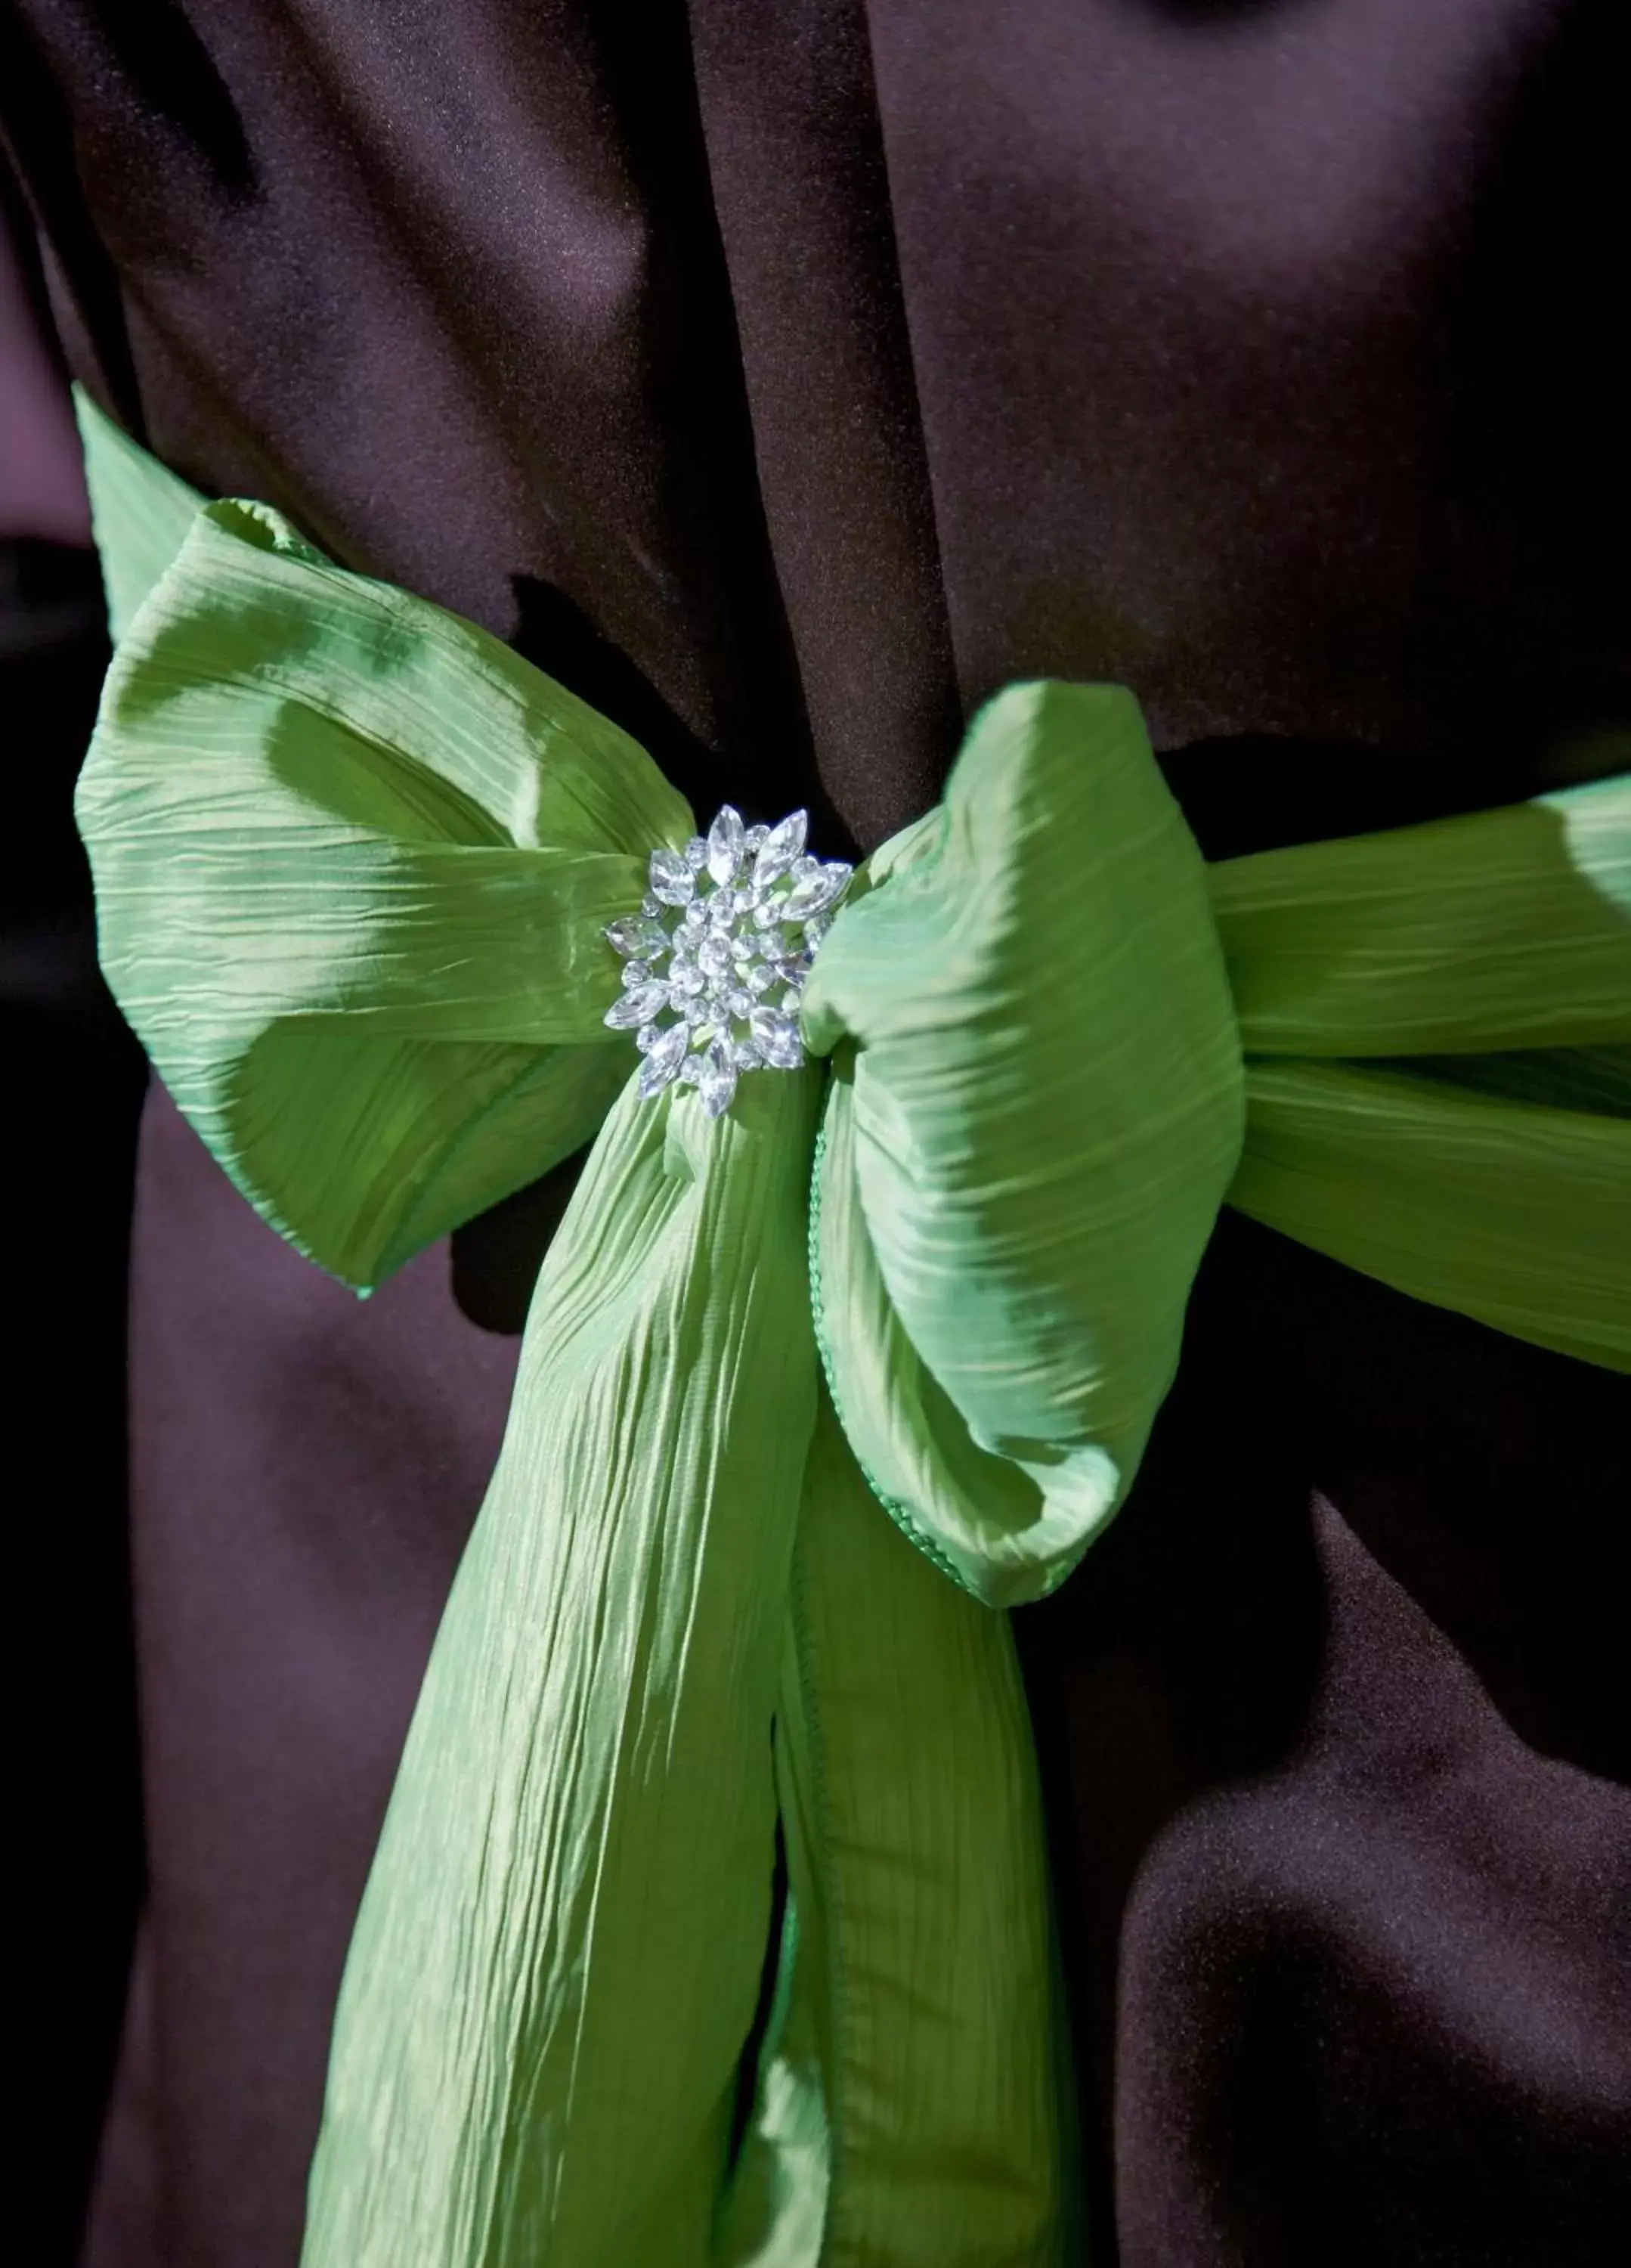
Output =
[
  {"x1": 1212, "y1": 766, "x2": 1631, "y2": 1374},
  {"x1": 767, "y1": 1388, "x2": 1074, "y2": 2264},
  {"x1": 803, "y1": 682, "x2": 1245, "y2": 1608},
  {"x1": 74, "y1": 476, "x2": 689, "y2": 1289},
  {"x1": 309, "y1": 1063, "x2": 825, "y2": 2262},
  {"x1": 73, "y1": 389, "x2": 1631, "y2": 2265}
]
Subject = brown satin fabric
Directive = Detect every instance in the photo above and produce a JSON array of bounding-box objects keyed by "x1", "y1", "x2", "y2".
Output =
[{"x1": 5, "y1": 3, "x2": 1629, "y2": 2262}]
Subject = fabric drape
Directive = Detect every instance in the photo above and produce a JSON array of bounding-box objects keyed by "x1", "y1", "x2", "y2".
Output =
[{"x1": 73, "y1": 392, "x2": 1631, "y2": 2263}]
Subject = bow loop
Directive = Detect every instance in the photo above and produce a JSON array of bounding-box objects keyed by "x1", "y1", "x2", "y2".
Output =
[
  {"x1": 76, "y1": 487, "x2": 692, "y2": 1287},
  {"x1": 803, "y1": 681, "x2": 1246, "y2": 1606}
]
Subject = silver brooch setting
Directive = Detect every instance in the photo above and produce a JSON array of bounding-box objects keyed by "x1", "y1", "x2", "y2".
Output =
[{"x1": 603, "y1": 807, "x2": 851, "y2": 1118}]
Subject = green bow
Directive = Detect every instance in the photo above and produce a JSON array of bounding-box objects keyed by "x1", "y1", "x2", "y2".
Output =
[{"x1": 75, "y1": 394, "x2": 1631, "y2": 2266}]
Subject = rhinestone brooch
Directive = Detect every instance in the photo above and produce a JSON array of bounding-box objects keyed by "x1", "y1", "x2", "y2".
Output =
[{"x1": 603, "y1": 807, "x2": 852, "y2": 1118}]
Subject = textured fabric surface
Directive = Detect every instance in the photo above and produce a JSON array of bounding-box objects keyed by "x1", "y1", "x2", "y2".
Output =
[
  {"x1": 5, "y1": 4, "x2": 1630, "y2": 2262},
  {"x1": 74, "y1": 403, "x2": 1629, "y2": 2260},
  {"x1": 76, "y1": 432, "x2": 1083, "y2": 2263}
]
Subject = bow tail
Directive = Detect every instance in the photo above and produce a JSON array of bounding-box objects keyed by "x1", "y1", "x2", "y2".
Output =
[
  {"x1": 755, "y1": 1387, "x2": 1077, "y2": 2268},
  {"x1": 302, "y1": 1064, "x2": 823, "y2": 2266}
]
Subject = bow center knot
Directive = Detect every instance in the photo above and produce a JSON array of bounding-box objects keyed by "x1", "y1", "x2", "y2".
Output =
[{"x1": 603, "y1": 805, "x2": 852, "y2": 1116}]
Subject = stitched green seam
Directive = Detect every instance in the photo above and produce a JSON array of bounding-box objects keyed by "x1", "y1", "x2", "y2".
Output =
[
  {"x1": 805, "y1": 1107, "x2": 976, "y2": 1599},
  {"x1": 805, "y1": 1103, "x2": 1086, "y2": 1608}
]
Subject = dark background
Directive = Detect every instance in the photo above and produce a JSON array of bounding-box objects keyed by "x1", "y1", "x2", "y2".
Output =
[
  {"x1": 5, "y1": 5, "x2": 1629, "y2": 2262},
  {"x1": 2, "y1": 176, "x2": 144, "y2": 2267}
]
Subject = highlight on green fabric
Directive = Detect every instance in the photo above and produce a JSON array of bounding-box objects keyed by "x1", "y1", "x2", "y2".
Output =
[
  {"x1": 72, "y1": 387, "x2": 1631, "y2": 2264},
  {"x1": 802, "y1": 683, "x2": 1246, "y2": 1607}
]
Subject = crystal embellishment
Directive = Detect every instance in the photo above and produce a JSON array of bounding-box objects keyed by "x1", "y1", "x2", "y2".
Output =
[{"x1": 603, "y1": 807, "x2": 851, "y2": 1118}]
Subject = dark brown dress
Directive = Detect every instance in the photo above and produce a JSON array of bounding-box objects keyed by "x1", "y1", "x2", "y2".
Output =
[{"x1": 5, "y1": 5, "x2": 1629, "y2": 2261}]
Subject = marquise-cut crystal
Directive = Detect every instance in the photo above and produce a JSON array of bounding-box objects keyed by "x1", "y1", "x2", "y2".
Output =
[
  {"x1": 605, "y1": 982, "x2": 670, "y2": 1029},
  {"x1": 648, "y1": 848, "x2": 695, "y2": 906},
  {"x1": 752, "y1": 809, "x2": 808, "y2": 888},
  {"x1": 706, "y1": 805, "x2": 745, "y2": 886},
  {"x1": 637, "y1": 1021, "x2": 689, "y2": 1095},
  {"x1": 605, "y1": 913, "x2": 666, "y2": 958},
  {"x1": 783, "y1": 862, "x2": 851, "y2": 922},
  {"x1": 749, "y1": 1007, "x2": 803, "y2": 1068},
  {"x1": 696, "y1": 1036, "x2": 738, "y2": 1119}
]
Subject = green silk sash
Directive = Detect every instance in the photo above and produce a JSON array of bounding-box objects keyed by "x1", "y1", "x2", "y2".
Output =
[{"x1": 74, "y1": 393, "x2": 1631, "y2": 2265}]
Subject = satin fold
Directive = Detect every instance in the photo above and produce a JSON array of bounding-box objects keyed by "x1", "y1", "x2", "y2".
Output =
[
  {"x1": 305, "y1": 1064, "x2": 824, "y2": 2263},
  {"x1": 804, "y1": 680, "x2": 1244, "y2": 1607}
]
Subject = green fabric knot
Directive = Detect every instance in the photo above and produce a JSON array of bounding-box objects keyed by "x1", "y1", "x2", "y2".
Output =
[{"x1": 71, "y1": 388, "x2": 1631, "y2": 2268}]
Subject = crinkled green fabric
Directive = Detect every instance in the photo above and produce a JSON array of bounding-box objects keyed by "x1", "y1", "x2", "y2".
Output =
[{"x1": 74, "y1": 392, "x2": 1631, "y2": 2265}]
